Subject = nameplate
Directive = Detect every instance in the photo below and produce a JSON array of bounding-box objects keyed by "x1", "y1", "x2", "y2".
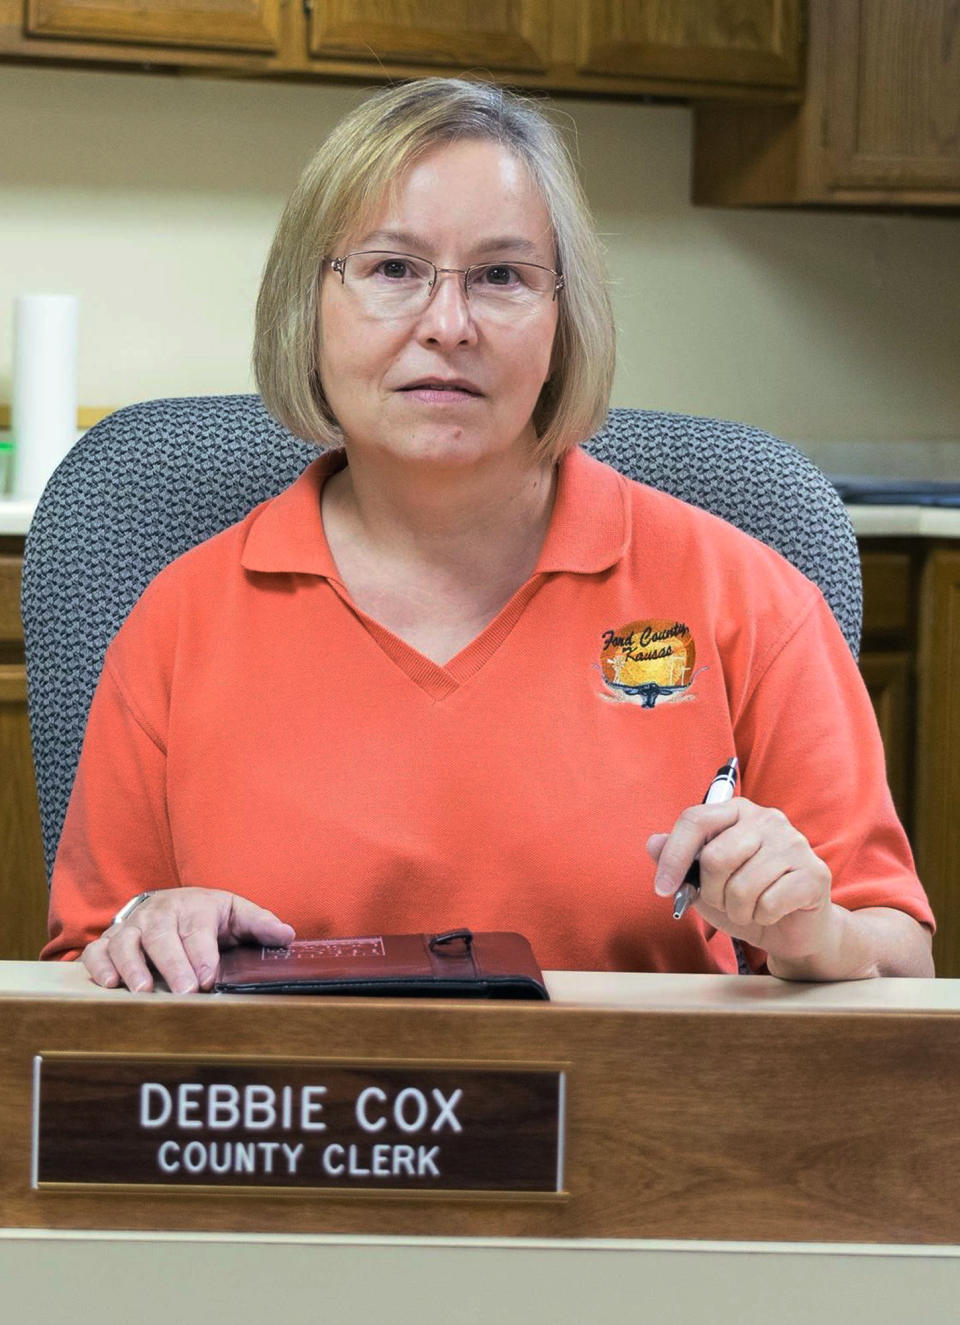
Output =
[{"x1": 33, "y1": 1054, "x2": 566, "y2": 1196}]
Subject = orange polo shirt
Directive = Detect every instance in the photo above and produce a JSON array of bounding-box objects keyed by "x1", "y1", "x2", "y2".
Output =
[{"x1": 45, "y1": 446, "x2": 934, "y2": 970}]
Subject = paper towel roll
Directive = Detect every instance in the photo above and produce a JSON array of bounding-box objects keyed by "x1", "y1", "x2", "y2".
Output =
[{"x1": 12, "y1": 293, "x2": 79, "y2": 499}]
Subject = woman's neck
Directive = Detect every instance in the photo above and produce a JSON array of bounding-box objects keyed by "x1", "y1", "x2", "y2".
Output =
[{"x1": 321, "y1": 444, "x2": 558, "y2": 593}]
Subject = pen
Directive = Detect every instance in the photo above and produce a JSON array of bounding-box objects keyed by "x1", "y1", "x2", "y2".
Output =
[{"x1": 672, "y1": 757, "x2": 739, "y2": 921}]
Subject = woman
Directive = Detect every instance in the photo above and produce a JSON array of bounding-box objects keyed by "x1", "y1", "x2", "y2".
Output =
[{"x1": 44, "y1": 78, "x2": 934, "y2": 990}]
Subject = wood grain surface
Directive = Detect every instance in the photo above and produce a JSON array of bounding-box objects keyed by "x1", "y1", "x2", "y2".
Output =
[
  {"x1": 916, "y1": 547, "x2": 960, "y2": 979},
  {"x1": 693, "y1": 0, "x2": 960, "y2": 207},
  {"x1": 0, "y1": 0, "x2": 804, "y2": 101},
  {"x1": 2, "y1": 990, "x2": 957, "y2": 1242},
  {"x1": 0, "y1": 542, "x2": 48, "y2": 962}
]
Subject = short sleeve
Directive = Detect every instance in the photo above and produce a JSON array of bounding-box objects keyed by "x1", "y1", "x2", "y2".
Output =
[
  {"x1": 734, "y1": 590, "x2": 935, "y2": 932},
  {"x1": 43, "y1": 657, "x2": 182, "y2": 961}
]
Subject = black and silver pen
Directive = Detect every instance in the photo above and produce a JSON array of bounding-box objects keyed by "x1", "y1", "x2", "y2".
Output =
[{"x1": 672, "y1": 757, "x2": 739, "y2": 921}]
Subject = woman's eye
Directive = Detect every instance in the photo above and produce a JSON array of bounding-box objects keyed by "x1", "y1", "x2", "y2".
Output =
[
  {"x1": 378, "y1": 259, "x2": 412, "y2": 280},
  {"x1": 480, "y1": 265, "x2": 519, "y2": 286}
]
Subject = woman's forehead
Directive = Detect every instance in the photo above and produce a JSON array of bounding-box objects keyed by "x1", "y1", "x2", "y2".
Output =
[{"x1": 342, "y1": 140, "x2": 555, "y2": 260}]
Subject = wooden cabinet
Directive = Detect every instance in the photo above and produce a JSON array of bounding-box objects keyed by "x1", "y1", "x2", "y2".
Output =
[
  {"x1": 0, "y1": 537, "x2": 48, "y2": 962},
  {"x1": 915, "y1": 548, "x2": 960, "y2": 981},
  {"x1": 859, "y1": 651, "x2": 912, "y2": 827},
  {"x1": 575, "y1": 0, "x2": 799, "y2": 88},
  {"x1": 25, "y1": 0, "x2": 282, "y2": 52},
  {"x1": 305, "y1": 1, "x2": 551, "y2": 75},
  {"x1": 693, "y1": 0, "x2": 960, "y2": 206},
  {"x1": 859, "y1": 540, "x2": 960, "y2": 978},
  {"x1": 859, "y1": 546, "x2": 917, "y2": 831},
  {"x1": 823, "y1": 0, "x2": 960, "y2": 194},
  {"x1": 0, "y1": 0, "x2": 803, "y2": 98}
]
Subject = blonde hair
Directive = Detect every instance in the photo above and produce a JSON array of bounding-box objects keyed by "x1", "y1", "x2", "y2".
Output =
[{"x1": 253, "y1": 78, "x2": 615, "y2": 462}]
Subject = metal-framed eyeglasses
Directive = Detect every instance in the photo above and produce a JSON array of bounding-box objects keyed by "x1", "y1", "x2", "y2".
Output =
[{"x1": 327, "y1": 250, "x2": 565, "y2": 321}]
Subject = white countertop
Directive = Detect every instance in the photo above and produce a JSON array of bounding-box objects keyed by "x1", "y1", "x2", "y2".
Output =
[
  {"x1": 0, "y1": 498, "x2": 33, "y2": 536},
  {"x1": 845, "y1": 504, "x2": 960, "y2": 537}
]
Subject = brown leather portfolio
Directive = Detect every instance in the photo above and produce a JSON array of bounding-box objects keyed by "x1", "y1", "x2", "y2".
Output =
[{"x1": 214, "y1": 928, "x2": 549, "y2": 1000}]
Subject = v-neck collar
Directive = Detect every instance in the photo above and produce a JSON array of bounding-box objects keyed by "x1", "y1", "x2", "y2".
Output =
[{"x1": 240, "y1": 444, "x2": 631, "y2": 698}]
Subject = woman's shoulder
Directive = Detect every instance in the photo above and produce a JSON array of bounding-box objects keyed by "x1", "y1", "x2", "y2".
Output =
[
  {"x1": 582, "y1": 455, "x2": 830, "y2": 684},
  {"x1": 599, "y1": 456, "x2": 822, "y2": 603},
  {"x1": 120, "y1": 454, "x2": 334, "y2": 624},
  {"x1": 102, "y1": 489, "x2": 287, "y2": 682},
  {"x1": 596, "y1": 464, "x2": 853, "y2": 711},
  {"x1": 132, "y1": 498, "x2": 272, "y2": 611}
]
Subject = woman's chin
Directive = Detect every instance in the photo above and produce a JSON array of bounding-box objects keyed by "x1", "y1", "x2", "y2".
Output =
[{"x1": 363, "y1": 427, "x2": 525, "y2": 469}]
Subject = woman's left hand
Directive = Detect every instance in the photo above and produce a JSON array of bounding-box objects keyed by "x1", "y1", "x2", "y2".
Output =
[{"x1": 647, "y1": 797, "x2": 838, "y2": 965}]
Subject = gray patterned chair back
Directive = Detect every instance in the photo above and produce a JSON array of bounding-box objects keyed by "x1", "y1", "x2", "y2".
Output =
[{"x1": 22, "y1": 395, "x2": 861, "y2": 882}]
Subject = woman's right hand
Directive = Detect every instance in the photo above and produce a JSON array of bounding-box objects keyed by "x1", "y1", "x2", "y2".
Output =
[{"x1": 81, "y1": 887, "x2": 296, "y2": 993}]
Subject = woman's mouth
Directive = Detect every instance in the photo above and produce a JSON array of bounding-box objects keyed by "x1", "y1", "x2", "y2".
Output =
[{"x1": 398, "y1": 378, "x2": 483, "y2": 403}]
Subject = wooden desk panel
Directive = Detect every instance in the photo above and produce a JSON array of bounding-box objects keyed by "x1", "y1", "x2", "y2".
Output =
[{"x1": 2, "y1": 966, "x2": 958, "y2": 1244}]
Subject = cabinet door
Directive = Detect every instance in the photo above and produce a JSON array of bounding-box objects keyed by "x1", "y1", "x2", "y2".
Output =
[
  {"x1": 915, "y1": 548, "x2": 960, "y2": 979},
  {"x1": 858, "y1": 651, "x2": 911, "y2": 830},
  {"x1": 858, "y1": 547, "x2": 913, "y2": 835},
  {"x1": 0, "y1": 550, "x2": 49, "y2": 962},
  {"x1": 692, "y1": 0, "x2": 960, "y2": 206},
  {"x1": 307, "y1": 1, "x2": 551, "y2": 73},
  {"x1": 577, "y1": 0, "x2": 800, "y2": 87},
  {"x1": 26, "y1": 0, "x2": 282, "y2": 53},
  {"x1": 824, "y1": 0, "x2": 960, "y2": 191}
]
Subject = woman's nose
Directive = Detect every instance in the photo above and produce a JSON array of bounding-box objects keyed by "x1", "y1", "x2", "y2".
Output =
[{"x1": 415, "y1": 269, "x2": 478, "y2": 347}]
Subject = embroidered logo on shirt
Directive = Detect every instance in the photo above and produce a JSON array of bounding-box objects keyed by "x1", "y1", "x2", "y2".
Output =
[{"x1": 596, "y1": 619, "x2": 705, "y2": 708}]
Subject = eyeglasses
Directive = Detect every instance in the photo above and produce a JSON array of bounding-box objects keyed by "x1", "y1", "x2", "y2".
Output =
[{"x1": 327, "y1": 250, "x2": 564, "y2": 320}]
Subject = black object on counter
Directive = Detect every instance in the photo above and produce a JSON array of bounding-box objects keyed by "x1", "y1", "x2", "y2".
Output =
[{"x1": 830, "y1": 476, "x2": 960, "y2": 507}]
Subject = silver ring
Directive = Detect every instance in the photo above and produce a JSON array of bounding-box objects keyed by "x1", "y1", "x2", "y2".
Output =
[{"x1": 110, "y1": 891, "x2": 155, "y2": 928}]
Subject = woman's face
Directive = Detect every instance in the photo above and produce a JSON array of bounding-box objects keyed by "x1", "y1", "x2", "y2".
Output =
[{"x1": 318, "y1": 138, "x2": 560, "y2": 471}]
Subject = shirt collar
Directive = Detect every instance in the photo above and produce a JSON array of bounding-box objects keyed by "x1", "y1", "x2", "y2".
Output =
[
  {"x1": 534, "y1": 444, "x2": 630, "y2": 575},
  {"x1": 241, "y1": 449, "x2": 345, "y2": 577},
  {"x1": 240, "y1": 444, "x2": 629, "y2": 578}
]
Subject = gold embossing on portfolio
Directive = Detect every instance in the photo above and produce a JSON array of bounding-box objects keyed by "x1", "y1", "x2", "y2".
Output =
[{"x1": 261, "y1": 936, "x2": 386, "y2": 961}]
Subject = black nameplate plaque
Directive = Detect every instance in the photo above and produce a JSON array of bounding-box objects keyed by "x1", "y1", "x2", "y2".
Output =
[{"x1": 33, "y1": 1055, "x2": 566, "y2": 1195}]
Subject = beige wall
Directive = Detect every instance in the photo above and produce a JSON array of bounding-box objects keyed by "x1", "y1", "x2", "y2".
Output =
[{"x1": 1, "y1": 64, "x2": 959, "y2": 456}]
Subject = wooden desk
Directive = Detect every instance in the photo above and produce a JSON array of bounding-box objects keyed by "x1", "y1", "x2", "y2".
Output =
[{"x1": 2, "y1": 965, "x2": 959, "y2": 1323}]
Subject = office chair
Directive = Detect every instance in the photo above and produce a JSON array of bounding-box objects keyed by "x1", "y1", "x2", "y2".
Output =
[{"x1": 21, "y1": 395, "x2": 861, "y2": 886}]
